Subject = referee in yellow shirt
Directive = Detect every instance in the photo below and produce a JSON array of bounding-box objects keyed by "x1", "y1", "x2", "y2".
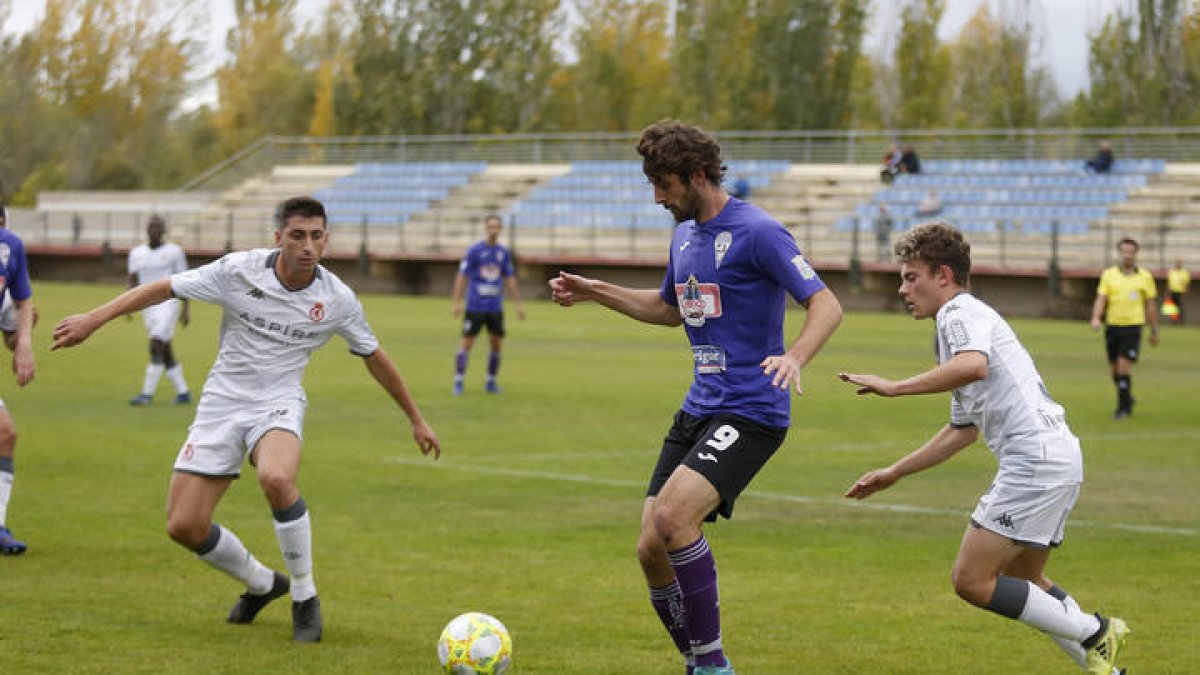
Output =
[
  {"x1": 1167, "y1": 259, "x2": 1190, "y2": 323},
  {"x1": 1090, "y1": 238, "x2": 1159, "y2": 419}
]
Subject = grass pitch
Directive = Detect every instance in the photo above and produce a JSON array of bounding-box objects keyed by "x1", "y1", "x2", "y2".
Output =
[{"x1": 2, "y1": 282, "x2": 1197, "y2": 673}]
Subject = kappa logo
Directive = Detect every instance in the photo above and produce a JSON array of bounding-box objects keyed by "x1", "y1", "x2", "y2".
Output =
[
  {"x1": 309, "y1": 302, "x2": 325, "y2": 322},
  {"x1": 247, "y1": 287, "x2": 265, "y2": 300},
  {"x1": 992, "y1": 513, "x2": 1015, "y2": 529}
]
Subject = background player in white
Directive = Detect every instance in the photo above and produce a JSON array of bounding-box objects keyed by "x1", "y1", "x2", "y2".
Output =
[
  {"x1": 127, "y1": 215, "x2": 191, "y2": 405},
  {"x1": 52, "y1": 196, "x2": 441, "y2": 642},
  {"x1": 839, "y1": 221, "x2": 1128, "y2": 675},
  {"x1": 0, "y1": 205, "x2": 36, "y2": 555}
]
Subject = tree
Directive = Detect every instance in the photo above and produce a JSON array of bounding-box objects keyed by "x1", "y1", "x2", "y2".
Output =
[{"x1": 891, "y1": 0, "x2": 951, "y2": 129}]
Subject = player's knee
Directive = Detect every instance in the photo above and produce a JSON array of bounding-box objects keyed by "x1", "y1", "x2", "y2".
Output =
[
  {"x1": 950, "y1": 569, "x2": 990, "y2": 607},
  {"x1": 635, "y1": 531, "x2": 665, "y2": 568},
  {"x1": 0, "y1": 422, "x2": 17, "y2": 453},
  {"x1": 256, "y1": 470, "x2": 295, "y2": 505},
  {"x1": 650, "y1": 505, "x2": 688, "y2": 548},
  {"x1": 165, "y1": 517, "x2": 208, "y2": 549}
]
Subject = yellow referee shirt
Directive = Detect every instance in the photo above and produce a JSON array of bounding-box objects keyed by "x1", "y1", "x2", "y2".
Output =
[
  {"x1": 1097, "y1": 266, "x2": 1157, "y2": 326},
  {"x1": 1168, "y1": 267, "x2": 1190, "y2": 294}
]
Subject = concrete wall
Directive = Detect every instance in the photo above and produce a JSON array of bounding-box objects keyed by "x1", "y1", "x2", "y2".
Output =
[{"x1": 24, "y1": 248, "x2": 1197, "y2": 327}]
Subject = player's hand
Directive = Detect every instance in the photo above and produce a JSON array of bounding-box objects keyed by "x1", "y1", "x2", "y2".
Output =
[
  {"x1": 1089, "y1": 318, "x2": 1102, "y2": 331},
  {"x1": 412, "y1": 420, "x2": 441, "y2": 459},
  {"x1": 180, "y1": 306, "x2": 190, "y2": 328},
  {"x1": 839, "y1": 372, "x2": 899, "y2": 397},
  {"x1": 452, "y1": 301, "x2": 463, "y2": 318},
  {"x1": 51, "y1": 313, "x2": 98, "y2": 350},
  {"x1": 12, "y1": 345, "x2": 34, "y2": 387},
  {"x1": 548, "y1": 271, "x2": 594, "y2": 307},
  {"x1": 761, "y1": 354, "x2": 804, "y2": 395},
  {"x1": 1149, "y1": 329, "x2": 1159, "y2": 347},
  {"x1": 844, "y1": 468, "x2": 899, "y2": 499},
  {"x1": 516, "y1": 306, "x2": 526, "y2": 321}
]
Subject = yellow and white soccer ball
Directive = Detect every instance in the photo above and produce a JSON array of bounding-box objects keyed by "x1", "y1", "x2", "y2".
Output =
[{"x1": 437, "y1": 611, "x2": 513, "y2": 674}]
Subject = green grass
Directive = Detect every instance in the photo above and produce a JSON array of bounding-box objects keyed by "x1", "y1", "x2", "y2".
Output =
[{"x1": 3, "y1": 282, "x2": 1198, "y2": 673}]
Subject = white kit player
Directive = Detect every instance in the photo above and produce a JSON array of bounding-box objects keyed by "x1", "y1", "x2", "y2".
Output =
[
  {"x1": 127, "y1": 215, "x2": 191, "y2": 405},
  {"x1": 839, "y1": 221, "x2": 1129, "y2": 675},
  {"x1": 53, "y1": 196, "x2": 441, "y2": 642}
]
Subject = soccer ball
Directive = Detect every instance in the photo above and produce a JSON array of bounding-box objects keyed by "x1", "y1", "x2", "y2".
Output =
[{"x1": 437, "y1": 611, "x2": 512, "y2": 674}]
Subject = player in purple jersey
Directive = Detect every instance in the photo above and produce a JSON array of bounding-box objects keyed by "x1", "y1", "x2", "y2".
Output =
[
  {"x1": 53, "y1": 197, "x2": 441, "y2": 642},
  {"x1": 550, "y1": 121, "x2": 842, "y2": 675},
  {"x1": 0, "y1": 205, "x2": 36, "y2": 556},
  {"x1": 451, "y1": 214, "x2": 525, "y2": 395}
]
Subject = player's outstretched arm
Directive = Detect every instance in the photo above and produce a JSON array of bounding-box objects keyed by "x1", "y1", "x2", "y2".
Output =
[
  {"x1": 548, "y1": 271, "x2": 680, "y2": 326},
  {"x1": 52, "y1": 279, "x2": 174, "y2": 350},
  {"x1": 451, "y1": 274, "x2": 467, "y2": 318},
  {"x1": 362, "y1": 347, "x2": 441, "y2": 459},
  {"x1": 844, "y1": 424, "x2": 978, "y2": 499},
  {"x1": 839, "y1": 351, "x2": 987, "y2": 397}
]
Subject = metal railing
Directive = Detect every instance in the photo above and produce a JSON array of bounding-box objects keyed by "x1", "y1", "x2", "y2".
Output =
[{"x1": 178, "y1": 127, "x2": 1200, "y2": 194}]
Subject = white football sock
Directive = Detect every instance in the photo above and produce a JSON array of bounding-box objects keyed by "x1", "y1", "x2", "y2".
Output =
[
  {"x1": 275, "y1": 512, "x2": 316, "y2": 601},
  {"x1": 142, "y1": 364, "x2": 165, "y2": 396},
  {"x1": 0, "y1": 468, "x2": 12, "y2": 527},
  {"x1": 197, "y1": 525, "x2": 275, "y2": 593},
  {"x1": 1048, "y1": 593, "x2": 1088, "y2": 667},
  {"x1": 165, "y1": 365, "x2": 189, "y2": 395},
  {"x1": 1017, "y1": 581, "x2": 1102, "y2": 642}
]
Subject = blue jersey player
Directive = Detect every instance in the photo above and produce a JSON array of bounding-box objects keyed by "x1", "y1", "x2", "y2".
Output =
[
  {"x1": 549, "y1": 121, "x2": 842, "y2": 674},
  {"x1": 450, "y1": 214, "x2": 525, "y2": 395},
  {"x1": 0, "y1": 205, "x2": 36, "y2": 555}
]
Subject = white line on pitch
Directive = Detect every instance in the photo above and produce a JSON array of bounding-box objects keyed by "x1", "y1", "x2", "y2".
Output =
[{"x1": 384, "y1": 456, "x2": 1198, "y2": 537}]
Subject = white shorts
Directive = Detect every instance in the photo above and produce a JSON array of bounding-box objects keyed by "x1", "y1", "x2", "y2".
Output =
[
  {"x1": 970, "y1": 481, "x2": 1080, "y2": 548},
  {"x1": 173, "y1": 396, "x2": 306, "y2": 478},
  {"x1": 142, "y1": 299, "x2": 181, "y2": 341}
]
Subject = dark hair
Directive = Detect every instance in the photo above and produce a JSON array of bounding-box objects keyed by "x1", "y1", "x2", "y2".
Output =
[
  {"x1": 1117, "y1": 237, "x2": 1139, "y2": 250},
  {"x1": 894, "y1": 220, "x2": 971, "y2": 285},
  {"x1": 484, "y1": 213, "x2": 503, "y2": 226},
  {"x1": 636, "y1": 120, "x2": 726, "y2": 188},
  {"x1": 276, "y1": 196, "x2": 327, "y2": 230}
]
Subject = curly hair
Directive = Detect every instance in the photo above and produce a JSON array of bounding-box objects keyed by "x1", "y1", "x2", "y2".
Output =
[
  {"x1": 636, "y1": 119, "x2": 726, "y2": 187},
  {"x1": 893, "y1": 220, "x2": 971, "y2": 285}
]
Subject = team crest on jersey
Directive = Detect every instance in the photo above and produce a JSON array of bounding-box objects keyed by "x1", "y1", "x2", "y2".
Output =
[
  {"x1": 309, "y1": 302, "x2": 325, "y2": 322},
  {"x1": 480, "y1": 263, "x2": 502, "y2": 282},
  {"x1": 675, "y1": 274, "x2": 722, "y2": 327},
  {"x1": 714, "y1": 231, "x2": 733, "y2": 268},
  {"x1": 180, "y1": 443, "x2": 194, "y2": 462}
]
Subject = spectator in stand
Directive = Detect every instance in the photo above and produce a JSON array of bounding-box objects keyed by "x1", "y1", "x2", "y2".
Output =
[
  {"x1": 873, "y1": 202, "x2": 894, "y2": 263},
  {"x1": 916, "y1": 190, "x2": 943, "y2": 218},
  {"x1": 1084, "y1": 141, "x2": 1114, "y2": 174},
  {"x1": 899, "y1": 145, "x2": 921, "y2": 175},
  {"x1": 880, "y1": 145, "x2": 904, "y2": 184}
]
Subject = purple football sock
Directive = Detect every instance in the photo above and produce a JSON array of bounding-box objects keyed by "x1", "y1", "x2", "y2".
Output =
[
  {"x1": 487, "y1": 351, "x2": 500, "y2": 379},
  {"x1": 668, "y1": 535, "x2": 724, "y2": 667},
  {"x1": 649, "y1": 579, "x2": 692, "y2": 660},
  {"x1": 454, "y1": 350, "x2": 468, "y2": 379}
]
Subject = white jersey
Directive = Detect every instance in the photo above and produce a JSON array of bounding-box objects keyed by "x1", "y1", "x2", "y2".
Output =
[
  {"x1": 0, "y1": 291, "x2": 13, "y2": 333},
  {"x1": 129, "y1": 242, "x2": 188, "y2": 285},
  {"x1": 170, "y1": 249, "x2": 379, "y2": 403},
  {"x1": 936, "y1": 293, "x2": 1083, "y2": 487}
]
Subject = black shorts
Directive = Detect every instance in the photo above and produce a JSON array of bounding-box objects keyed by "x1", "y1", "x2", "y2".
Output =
[
  {"x1": 646, "y1": 410, "x2": 787, "y2": 522},
  {"x1": 462, "y1": 311, "x2": 505, "y2": 338},
  {"x1": 1105, "y1": 325, "x2": 1142, "y2": 363}
]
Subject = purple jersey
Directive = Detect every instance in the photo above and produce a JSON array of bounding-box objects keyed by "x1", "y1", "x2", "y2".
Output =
[
  {"x1": 459, "y1": 241, "x2": 515, "y2": 313},
  {"x1": 659, "y1": 198, "x2": 826, "y2": 427},
  {"x1": 0, "y1": 228, "x2": 32, "y2": 306}
]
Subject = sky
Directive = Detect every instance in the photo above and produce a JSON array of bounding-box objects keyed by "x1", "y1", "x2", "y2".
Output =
[{"x1": 3, "y1": 0, "x2": 1126, "y2": 103}]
